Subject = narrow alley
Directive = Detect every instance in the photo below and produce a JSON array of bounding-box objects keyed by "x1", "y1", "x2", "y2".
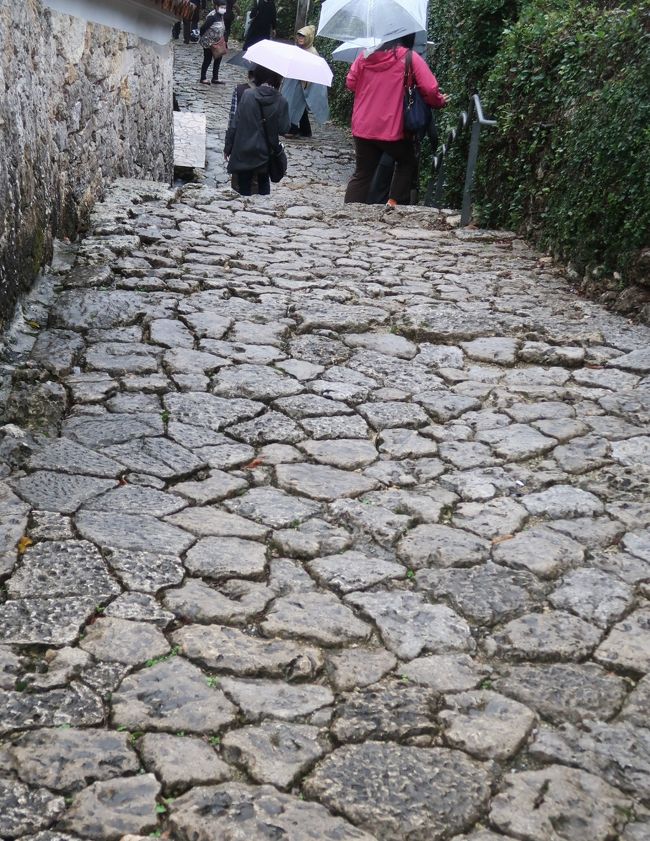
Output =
[{"x1": 0, "y1": 37, "x2": 649, "y2": 841}]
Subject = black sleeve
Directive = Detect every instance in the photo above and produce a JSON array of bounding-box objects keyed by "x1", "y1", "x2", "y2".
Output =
[{"x1": 199, "y1": 11, "x2": 215, "y2": 35}]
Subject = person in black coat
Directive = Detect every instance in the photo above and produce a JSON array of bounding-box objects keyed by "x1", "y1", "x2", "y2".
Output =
[
  {"x1": 242, "y1": 0, "x2": 277, "y2": 49},
  {"x1": 224, "y1": 65, "x2": 289, "y2": 196}
]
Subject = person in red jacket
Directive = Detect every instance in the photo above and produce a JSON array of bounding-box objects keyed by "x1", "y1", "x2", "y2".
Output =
[{"x1": 344, "y1": 38, "x2": 449, "y2": 206}]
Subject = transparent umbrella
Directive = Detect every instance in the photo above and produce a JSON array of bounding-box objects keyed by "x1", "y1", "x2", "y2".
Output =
[
  {"x1": 331, "y1": 29, "x2": 428, "y2": 62},
  {"x1": 317, "y1": 0, "x2": 428, "y2": 46}
]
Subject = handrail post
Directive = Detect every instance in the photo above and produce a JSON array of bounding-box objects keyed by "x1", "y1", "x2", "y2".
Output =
[
  {"x1": 460, "y1": 120, "x2": 481, "y2": 225},
  {"x1": 434, "y1": 156, "x2": 445, "y2": 207}
]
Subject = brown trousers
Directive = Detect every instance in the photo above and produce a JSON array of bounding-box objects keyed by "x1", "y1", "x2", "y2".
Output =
[{"x1": 344, "y1": 136, "x2": 417, "y2": 204}]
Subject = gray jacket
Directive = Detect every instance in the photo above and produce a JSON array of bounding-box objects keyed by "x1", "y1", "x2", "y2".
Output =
[{"x1": 225, "y1": 84, "x2": 290, "y2": 173}]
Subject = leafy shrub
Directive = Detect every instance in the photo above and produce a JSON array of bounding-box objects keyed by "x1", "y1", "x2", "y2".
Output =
[{"x1": 479, "y1": 0, "x2": 650, "y2": 277}]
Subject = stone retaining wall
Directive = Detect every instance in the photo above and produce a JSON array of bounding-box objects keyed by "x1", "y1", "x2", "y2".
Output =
[{"x1": 0, "y1": 0, "x2": 174, "y2": 327}]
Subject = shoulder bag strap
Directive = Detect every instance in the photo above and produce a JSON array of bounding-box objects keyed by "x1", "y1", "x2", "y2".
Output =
[{"x1": 403, "y1": 49, "x2": 414, "y2": 91}]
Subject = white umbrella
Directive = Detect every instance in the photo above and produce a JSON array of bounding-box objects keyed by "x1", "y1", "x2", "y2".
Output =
[
  {"x1": 243, "y1": 40, "x2": 334, "y2": 86},
  {"x1": 331, "y1": 29, "x2": 428, "y2": 62},
  {"x1": 317, "y1": 0, "x2": 427, "y2": 46}
]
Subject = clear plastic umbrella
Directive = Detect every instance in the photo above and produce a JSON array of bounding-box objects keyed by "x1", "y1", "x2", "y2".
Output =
[
  {"x1": 242, "y1": 40, "x2": 333, "y2": 86},
  {"x1": 331, "y1": 29, "x2": 428, "y2": 62},
  {"x1": 317, "y1": 0, "x2": 427, "y2": 46}
]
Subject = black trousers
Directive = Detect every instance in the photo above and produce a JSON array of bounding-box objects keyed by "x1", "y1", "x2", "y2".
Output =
[
  {"x1": 237, "y1": 170, "x2": 270, "y2": 196},
  {"x1": 345, "y1": 136, "x2": 416, "y2": 204},
  {"x1": 200, "y1": 49, "x2": 222, "y2": 81}
]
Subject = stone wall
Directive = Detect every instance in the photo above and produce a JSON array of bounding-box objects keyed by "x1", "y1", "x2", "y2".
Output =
[{"x1": 0, "y1": 0, "x2": 174, "y2": 328}]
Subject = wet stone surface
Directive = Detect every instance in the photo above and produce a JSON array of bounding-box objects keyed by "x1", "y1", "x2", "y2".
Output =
[{"x1": 0, "y1": 39, "x2": 649, "y2": 838}]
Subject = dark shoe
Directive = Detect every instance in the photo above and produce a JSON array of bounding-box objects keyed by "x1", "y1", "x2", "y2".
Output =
[
  {"x1": 212, "y1": 79, "x2": 225, "y2": 85},
  {"x1": 199, "y1": 79, "x2": 211, "y2": 85}
]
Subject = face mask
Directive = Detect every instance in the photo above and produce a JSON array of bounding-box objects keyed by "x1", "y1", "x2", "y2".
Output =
[{"x1": 218, "y1": 6, "x2": 226, "y2": 12}]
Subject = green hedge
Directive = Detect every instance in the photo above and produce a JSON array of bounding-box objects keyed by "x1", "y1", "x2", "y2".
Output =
[{"x1": 479, "y1": 1, "x2": 650, "y2": 278}]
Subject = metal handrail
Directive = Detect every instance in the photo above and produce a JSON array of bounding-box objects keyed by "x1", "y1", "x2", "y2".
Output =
[{"x1": 423, "y1": 93, "x2": 496, "y2": 226}]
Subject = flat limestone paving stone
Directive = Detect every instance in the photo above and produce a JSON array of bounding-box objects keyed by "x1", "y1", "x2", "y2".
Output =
[
  {"x1": 167, "y1": 505, "x2": 268, "y2": 539},
  {"x1": 172, "y1": 624, "x2": 324, "y2": 678},
  {"x1": 328, "y1": 498, "x2": 411, "y2": 548},
  {"x1": 173, "y1": 470, "x2": 248, "y2": 504},
  {"x1": 343, "y1": 331, "x2": 418, "y2": 359},
  {"x1": 303, "y1": 742, "x2": 492, "y2": 841},
  {"x1": 80, "y1": 617, "x2": 170, "y2": 665},
  {"x1": 548, "y1": 567, "x2": 634, "y2": 627},
  {"x1": 139, "y1": 733, "x2": 231, "y2": 793},
  {"x1": 417, "y1": 562, "x2": 545, "y2": 626},
  {"x1": 357, "y1": 401, "x2": 429, "y2": 430},
  {"x1": 622, "y1": 529, "x2": 650, "y2": 562},
  {"x1": 212, "y1": 364, "x2": 303, "y2": 400},
  {"x1": 220, "y1": 677, "x2": 334, "y2": 722},
  {"x1": 27, "y1": 437, "x2": 124, "y2": 478},
  {"x1": 326, "y1": 647, "x2": 397, "y2": 692},
  {"x1": 104, "y1": 592, "x2": 174, "y2": 628},
  {"x1": 547, "y1": 516, "x2": 625, "y2": 549},
  {"x1": 489, "y1": 610, "x2": 602, "y2": 661},
  {"x1": 494, "y1": 662, "x2": 628, "y2": 724},
  {"x1": 101, "y1": 437, "x2": 205, "y2": 479},
  {"x1": 300, "y1": 413, "x2": 371, "y2": 440},
  {"x1": 61, "y1": 773, "x2": 160, "y2": 841},
  {"x1": 271, "y1": 518, "x2": 353, "y2": 559},
  {"x1": 275, "y1": 463, "x2": 377, "y2": 501},
  {"x1": 399, "y1": 654, "x2": 489, "y2": 692},
  {"x1": 7, "y1": 539, "x2": 120, "y2": 599},
  {"x1": 82, "y1": 484, "x2": 187, "y2": 517},
  {"x1": 294, "y1": 301, "x2": 389, "y2": 332},
  {"x1": 0, "y1": 681, "x2": 104, "y2": 734},
  {"x1": 594, "y1": 607, "x2": 650, "y2": 674},
  {"x1": 75, "y1": 507, "x2": 196, "y2": 554},
  {"x1": 491, "y1": 526, "x2": 585, "y2": 579},
  {"x1": 9, "y1": 471, "x2": 118, "y2": 514},
  {"x1": 50, "y1": 289, "x2": 149, "y2": 330},
  {"x1": 0, "y1": 647, "x2": 22, "y2": 690},
  {"x1": 530, "y1": 720, "x2": 650, "y2": 799},
  {"x1": 397, "y1": 524, "x2": 491, "y2": 570},
  {"x1": 451, "y1": 497, "x2": 528, "y2": 540},
  {"x1": 0, "y1": 778, "x2": 65, "y2": 839},
  {"x1": 222, "y1": 486, "x2": 321, "y2": 529},
  {"x1": 63, "y1": 413, "x2": 164, "y2": 448},
  {"x1": 0, "y1": 596, "x2": 97, "y2": 646},
  {"x1": 222, "y1": 722, "x2": 329, "y2": 789},
  {"x1": 415, "y1": 391, "x2": 482, "y2": 423},
  {"x1": 439, "y1": 689, "x2": 536, "y2": 760},
  {"x1": 299, "y1": 438, "x2": 379, "y2": 469},
  {"x1": 162, "y1": 578, "x2": 274, "y2": 624},
  {"x1": 104, "y1": 549, "x2": 185, "y2": 593},
  {"x1": 111, "y1": 658, "x2": 238, "y2": 733},
  {"x1": 331, "y1": 681, "x2": 439, "y2": 743},
  {"x1": 168, "y1": 782, "x2": 377, "y2": 841},
  {"x1": 85, "y1": 341, "x2": 161, "y2": 375},
  {"x1": 345, "y1": 590, "x2": 474, "y2": 660},
  {"x1": 490, "y1": 765, "x2": 631, "y2": 841},
  {"x1": 227, "y1": 411, "x2": 304, "y2": 445},
  {"x1": 184, "y1": 536, "x2": 267, "y2": 579},
  {"x1": 521, "y1": 483, "x2": 605, "y2": 518},
  {"x1": 273, "y1": 394, "x2": 354, "y2": 419},
  {"x1": 163, "y1": 392, "x2": 263, "y2": 431},
  {"x1": 8, "y1": 729, "x2": 138, "y2": 792},
  {"x1": 308, "y1": 550, "x2": 406, "y2": 593},
  {"x1": 262, "y1": 591, "x2": 372, "y2": 646}
]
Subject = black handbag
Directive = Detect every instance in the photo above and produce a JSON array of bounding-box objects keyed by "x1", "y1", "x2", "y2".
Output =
[
  {"x1": 257, "y1": 101, "x2": 287, "y2": 183},
  {"x1": 403, "y1": 50, "x2": 432, "y2": 136}
]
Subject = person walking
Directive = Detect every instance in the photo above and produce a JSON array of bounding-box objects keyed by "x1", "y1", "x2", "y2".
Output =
[
  {"x1": 242, "y1": 0, "x2": 277, "y2": 50},
  {"x1": 183, "y1": 1, "x2": 201, "y2": 43},
  {"x1": 224, "y1": 64, "x2": 290, "y2": 196},
  {"x1": 223, "y1": 0, "x2": 240, "y2": 45},
  {"x1": 281, "y1": 25, "x2": 329, "y2": 138},
  {"x1": 198, "y1": 2, "x2": 227, "y2": 85},
  {"x1": 344, "y1": 39, "x2": 449, "y2": 206}
]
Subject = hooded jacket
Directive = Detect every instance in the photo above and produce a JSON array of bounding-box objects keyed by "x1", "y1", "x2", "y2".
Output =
[
  {"x1": 297, "y1": 25, "x2": 318, "y2": 55},
  {"x1": 224, "y1": 84, "x2": 290, "y2": 173},
  {"x1": 346, "y1": 45, "x2": 446, "y2": 142}
]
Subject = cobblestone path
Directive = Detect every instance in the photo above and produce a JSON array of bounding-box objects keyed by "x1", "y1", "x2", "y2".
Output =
[{"x1": 1, "y1": 41, "x2": 650, "y2": 841}]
